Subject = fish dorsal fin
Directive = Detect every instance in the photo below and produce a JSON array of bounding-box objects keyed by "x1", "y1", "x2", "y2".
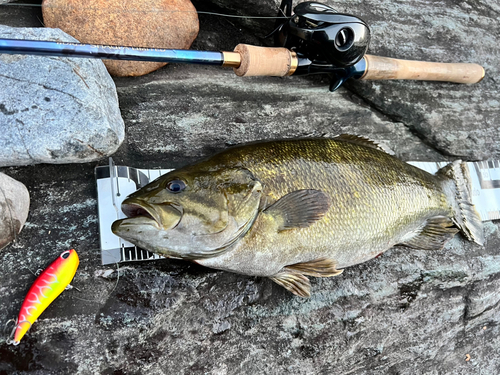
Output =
[
  {"x1": 286, "y1": 258, "x2": 343, "y2": 278},
  {"x1": 333, "y1": 134, "x2": 394, "y2": 155},
  {"x1": 401, "y1": 216, "x2": 459, "y2": 250},
  {"x1": 264, "y1": 190, "x2": 330, "y2": 231},
  {"x1": 269, "y1": 269, "x2": 311, "y2": 298}
]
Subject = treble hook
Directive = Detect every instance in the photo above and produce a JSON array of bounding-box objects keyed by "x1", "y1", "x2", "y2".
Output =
[{"x1": 5, "y1": 318, "x2": 31, "y2": 346}]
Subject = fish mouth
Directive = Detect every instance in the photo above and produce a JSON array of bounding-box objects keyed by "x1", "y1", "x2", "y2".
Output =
[
  {"x1": 122, "y1": 201, "x2": 157, "y2": 222},
  {"x1": 119, "y1": 198, "x2": 182, "y2": 230}
]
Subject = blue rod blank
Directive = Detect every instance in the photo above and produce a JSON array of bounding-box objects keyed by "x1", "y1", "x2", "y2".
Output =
[{"x1": 0, "y1": 38, "x2": 224, "y2": 65}]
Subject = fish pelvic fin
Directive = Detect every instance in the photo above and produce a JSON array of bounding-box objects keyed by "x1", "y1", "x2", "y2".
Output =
[
  {"x1": 264, "y1": 189, "x2": 330, "y2": 231},
  {"x1": 269, "y1": 259, "x2": 343, "y2": 297},
  {"x1": 269, "y1": 270, "x2": 311, "y2": 298},
  {"x1": 286, "y1": 258, "x2": 344, "y2": 278},
  {"x1": 402, "y1": 216, "x2": 459, "y2": 250},
  {"x1": 437, "y1": 161, "x2": 484, "y2": 246}
]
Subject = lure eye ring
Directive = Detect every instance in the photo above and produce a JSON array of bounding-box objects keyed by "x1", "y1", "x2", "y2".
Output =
[
  {"x1": 60, "y1": 250, "x2": 71, "y2": 259},
  {"x1": 166, "y1": 179, "x2": 186, "y2": 193}
]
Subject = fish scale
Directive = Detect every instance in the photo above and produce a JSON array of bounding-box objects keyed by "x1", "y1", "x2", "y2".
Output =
[
  {"x1": 110, "y1": 137, "x2": 483, "y2": 297},
  {"x1": 201, "y1": 149, "x2": 449, "y2": 273}
]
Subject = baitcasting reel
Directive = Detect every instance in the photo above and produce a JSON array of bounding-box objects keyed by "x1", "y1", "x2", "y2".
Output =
[{"x1": 273, "y1": 1, "x2": 371, "y2": 90}]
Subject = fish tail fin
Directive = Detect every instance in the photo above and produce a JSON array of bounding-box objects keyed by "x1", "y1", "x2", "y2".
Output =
[{"x1": 436, "y1": 160, "x2": 484, "y2": 246}]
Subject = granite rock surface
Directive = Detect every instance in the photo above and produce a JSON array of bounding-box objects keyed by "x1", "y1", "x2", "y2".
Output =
[
  {"x1": 0, "y1": 26, "x2": 124, "y2": 167},
  {"x1": 204, "y1": 0, "x2": 500, "y2": 160},
  {"x1": 0, "y1": 1, "x2": 500, "y2": 374}
]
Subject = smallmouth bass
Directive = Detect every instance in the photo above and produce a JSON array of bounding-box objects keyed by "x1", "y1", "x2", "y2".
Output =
[{"x1": 112, "y1": 135, "x2": 484, "y2": 297}]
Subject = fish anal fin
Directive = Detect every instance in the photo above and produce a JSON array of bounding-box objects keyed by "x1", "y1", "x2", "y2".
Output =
[
  {"x1": 287, "y1": 258, "x2": 343, "y2": 278},
  {"x1": 264, "y1": 189, "x2": 330, "y2": 231},
  {"x1": 402, "y1": 216, "x2": 459, "y2": 250},
  {"x1": 333, "y1": 134, "x2": 394, "y2": 155},
  {"x1": 269, "y1": 270, "x2": 311, "y2": 298}
]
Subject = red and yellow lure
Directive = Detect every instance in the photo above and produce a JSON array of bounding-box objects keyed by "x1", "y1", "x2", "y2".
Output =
[{"x1": 7, "y1": 249, "x2": 79, "y2": 345}]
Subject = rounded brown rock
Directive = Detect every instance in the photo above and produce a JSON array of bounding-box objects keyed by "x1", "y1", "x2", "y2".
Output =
[{"x1": 42, "y1": 0, "x2": 199, "y2": 77}]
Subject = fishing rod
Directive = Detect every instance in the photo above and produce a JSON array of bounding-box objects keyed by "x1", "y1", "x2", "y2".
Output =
[{"x1": 0, "y1": 1, "x2": 485, "y2": 91}]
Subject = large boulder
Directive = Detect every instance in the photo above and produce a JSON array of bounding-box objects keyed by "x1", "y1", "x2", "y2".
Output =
[
  {"x1": 0, "y1": 26, "x2": 124, "y2": 167},
  {"x1": 0, "y1": 1, "x2": 500, "y2": 374}
]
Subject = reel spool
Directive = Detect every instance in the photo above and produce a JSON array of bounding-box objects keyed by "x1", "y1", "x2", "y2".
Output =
[{"x1": 273, "y1": 1, "x2": 371, "y2": 90}]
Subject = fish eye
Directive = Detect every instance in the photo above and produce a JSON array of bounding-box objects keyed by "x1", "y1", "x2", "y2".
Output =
[
  {"x1": 61, "y1": 250, "x2": 71, "y2": 259},
  {"x1": 166, "y1": 179, "x2": 186, "y2": 193}
]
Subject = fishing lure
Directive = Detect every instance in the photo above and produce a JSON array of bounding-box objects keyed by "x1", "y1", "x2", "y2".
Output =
[{"x1": 7, "y1": 249, "x2": 79, "y2": 345}]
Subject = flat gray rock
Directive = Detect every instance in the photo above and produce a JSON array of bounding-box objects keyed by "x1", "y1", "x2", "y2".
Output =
[
  {"x1": 0, "y1": 1, "x2": 500, "y2": 374},
  {"x1": 338, "y1": 0, "x2": 500, "y2": 160},
  {"x1": 0, "y1": 172, "x2": 29, "y2": 250},
  {"x1": 0, "y1": 26, "x2": 124, "y2": 167},
  {"x1": 203, "y1": 0, "x2": 500, "y2": 160}
]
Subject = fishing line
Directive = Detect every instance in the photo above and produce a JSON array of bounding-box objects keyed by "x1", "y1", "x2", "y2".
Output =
[
  {"x1": 69, "y1": 250, "x2": 121, "y2": 304},
  {"x1": 1, "y1": 3, "x2": 291, "y2": 20}
]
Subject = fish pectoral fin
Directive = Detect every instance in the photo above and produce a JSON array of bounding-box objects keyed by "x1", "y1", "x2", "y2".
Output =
[
  {"x1": 264, "y1": 189, "x2": 330, "y2": 231},
  {"x1": 287, "y1": 258, "x2": 344, "y2": 278},
  {"x1": 269, "y1": 270, "x2": 311, "y2": 298},
  {"x1": 333, "y1": 134, "x2": 394, "y2": 155},
  {"x1": 401, "y1": 216, "x2": 459, "y2": 250}
]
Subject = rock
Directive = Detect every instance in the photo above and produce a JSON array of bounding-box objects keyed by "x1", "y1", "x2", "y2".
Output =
[
  {"x1": 1, "y1": 1, "x2": 500, "y2": 374},
  {"x1": 0, "y1": 172, "x2": 29, "y2": 250},
  {"x1": 0, "y1": 26, "x2": 124, "y2": 167},
  {"x1": 202, "y1": 0, "x2": 500, "y2": 160},
  {"x1": 42, "y1": 0, "x2": 200, "y2": 77},
  {"x1": 336, "y1": 0, "x2": 500, "y2": 160},
  {"x1": 115, "y1": 65, "x2": 443, "y2": 167},
  {"x1": 0, "y1": 2, "x2": 42, "y2": 27},
  {"x1": 194, "y1": 0, "x2": 278, "y2": 31}
]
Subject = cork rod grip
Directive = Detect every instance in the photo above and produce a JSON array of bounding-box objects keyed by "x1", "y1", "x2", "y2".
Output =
[
  {"x1": 232, "y1": 44, "x2": 297, "y2": 77},
  {"x1": 361, "y1": 55, "x2": 485, "y2": 84}
]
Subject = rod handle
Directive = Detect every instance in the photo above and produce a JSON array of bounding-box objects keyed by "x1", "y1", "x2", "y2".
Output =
[
  {"x1": 231, "y1": 44, "x2": 298, "y2": 77},
  {"x1": 360, "y1": 55, "x2": 484, "y2": 84}
]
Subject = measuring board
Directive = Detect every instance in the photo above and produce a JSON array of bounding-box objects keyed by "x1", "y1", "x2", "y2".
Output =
[{"x1": 96, "y1": 159, "x2": 500, "y2": 265}]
